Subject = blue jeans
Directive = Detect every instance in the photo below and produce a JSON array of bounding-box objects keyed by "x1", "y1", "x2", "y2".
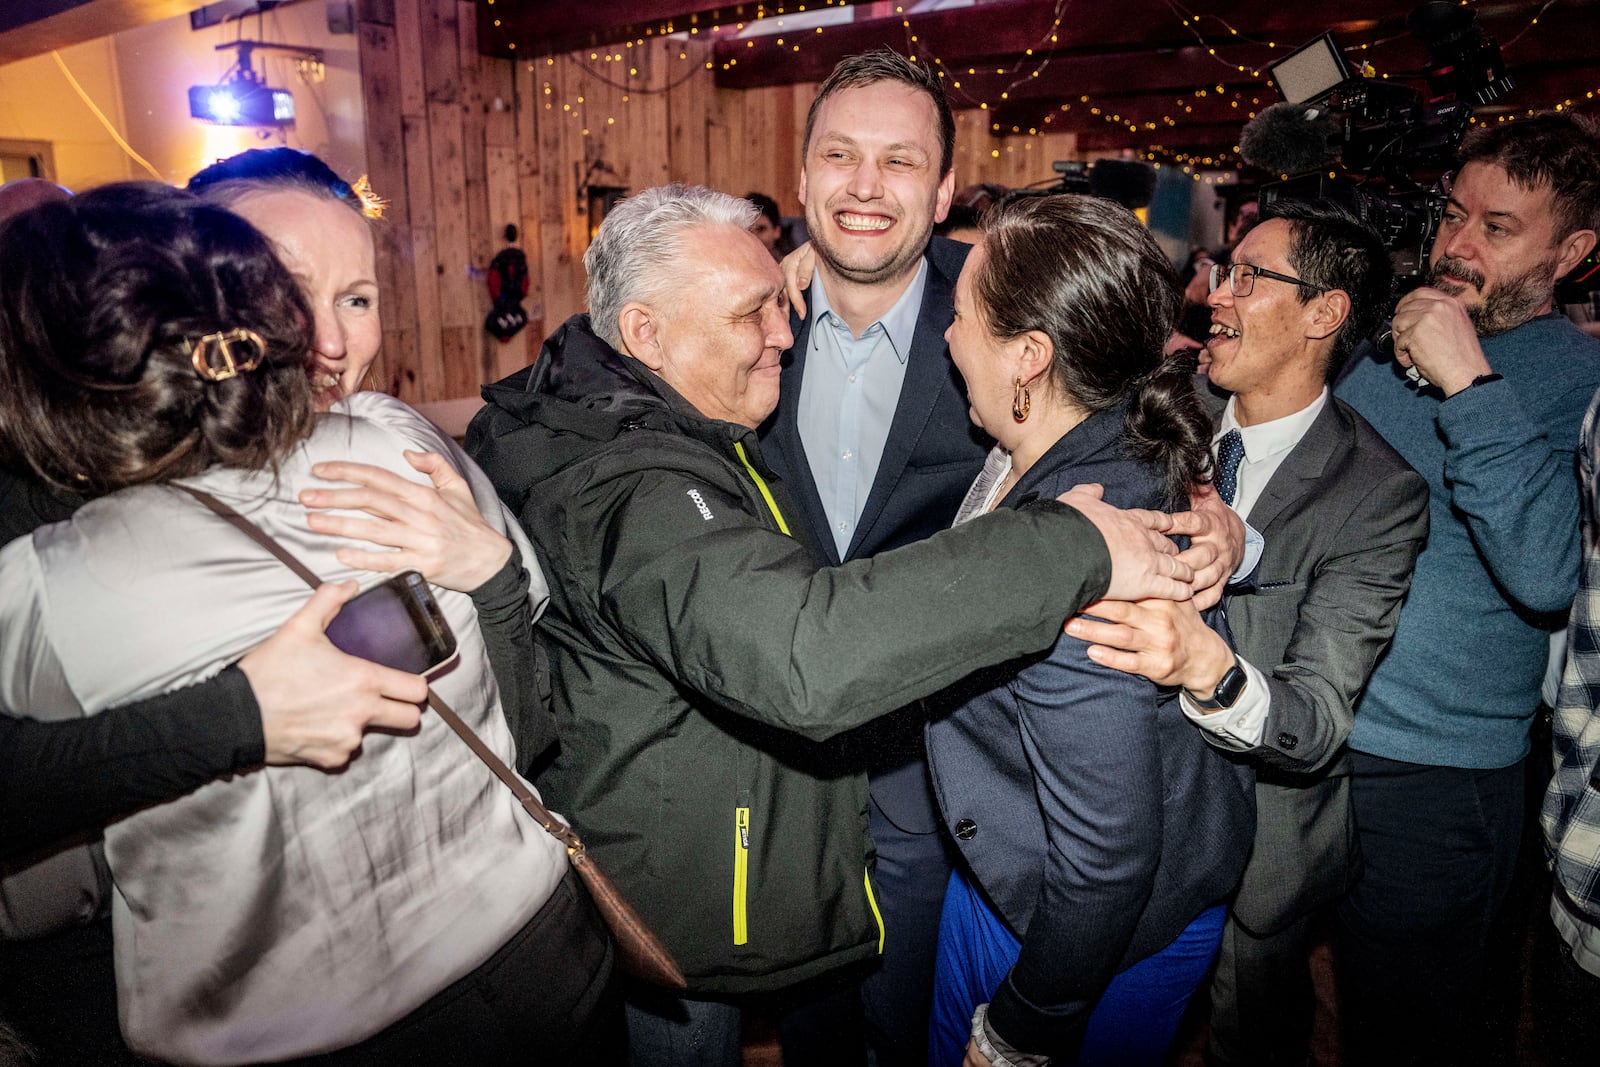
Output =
[{"x1": 929, "y1": 868, "x2": 1225, "y2": 1067}]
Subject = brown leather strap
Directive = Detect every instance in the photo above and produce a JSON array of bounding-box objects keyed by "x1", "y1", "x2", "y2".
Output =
[
  {"x1": 422, "y1": 692, "x2": 578, "y2": 845},
  {"x1": 174, "y1": 484, "x2": 577, "y2": 844}
]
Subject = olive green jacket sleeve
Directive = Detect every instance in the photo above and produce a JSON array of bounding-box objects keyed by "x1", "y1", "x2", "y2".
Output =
[{"x1": 555, "y1": 464, "x2": 1113, "y2": 742}]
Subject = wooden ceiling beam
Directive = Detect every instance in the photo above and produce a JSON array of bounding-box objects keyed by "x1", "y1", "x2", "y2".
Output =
[
  {"x1": 709, "y1": 0, "x2": 1437, "y2": 90},
  {"x1": 0, "y1": 0, "x2": 208, "y2": 65},
  {"x1": 919, "y1": 2, "x2": 1600, "y2": 116},
  {"x1": 710, "y1": 0, "x2": 1600, "y2": 105},
  {"x1": 984, "y1": 52, "x2": 1600, "y2": 140},
  {"x1": 478, "y1": 0, "x2": 876, "y2": 59}
]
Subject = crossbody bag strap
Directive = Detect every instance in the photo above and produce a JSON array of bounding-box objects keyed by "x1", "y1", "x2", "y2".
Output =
[{"x1": 173, "y1": 484, "x2": 580, "y2": 846}]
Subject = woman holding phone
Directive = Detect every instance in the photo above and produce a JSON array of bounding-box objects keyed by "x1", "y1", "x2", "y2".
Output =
[
  {"x1": 0, "y1": 152, "x2": 560, "y2": 1063},
  {"x1": 0, "y1": 184, "x2": 619, "y2": 1064}
]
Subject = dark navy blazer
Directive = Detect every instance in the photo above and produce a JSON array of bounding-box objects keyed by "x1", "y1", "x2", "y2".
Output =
[
  {"x1": 923, "y1": 404, "x2": 1256, "y2": 1061},
  {"x1": 758, "y1": 236, "x2": 991, "y2": 831}
]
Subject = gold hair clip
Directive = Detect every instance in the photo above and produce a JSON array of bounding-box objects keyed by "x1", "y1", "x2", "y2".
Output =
[{"x1": 191, "y1": 328, "x2": 266, "y2": 382}]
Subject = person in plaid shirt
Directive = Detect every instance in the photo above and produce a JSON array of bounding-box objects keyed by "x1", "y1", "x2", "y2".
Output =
[{"x1": 1541, "y1": 385, "x2": 1600, "y2": 1065}]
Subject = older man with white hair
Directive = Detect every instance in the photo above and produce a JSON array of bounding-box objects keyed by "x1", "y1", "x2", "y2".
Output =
[{"x1": 466, "y1": 183, "x2": 1223, "y2": 1065}]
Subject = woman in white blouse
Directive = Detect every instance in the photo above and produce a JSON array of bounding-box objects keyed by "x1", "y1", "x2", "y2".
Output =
[{"x1": 0, "y1": 183, "x2": 620, "y2": 1065}]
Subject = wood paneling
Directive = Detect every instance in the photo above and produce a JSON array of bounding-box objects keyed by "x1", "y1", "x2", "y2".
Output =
[{"x1": 357, "y1": 2, "x2": 1078, "y2": 404}]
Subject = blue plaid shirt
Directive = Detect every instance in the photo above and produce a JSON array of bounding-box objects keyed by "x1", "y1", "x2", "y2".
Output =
[{"x1": 1544, "y1": 385, "x2": 1600, "y2": 975}]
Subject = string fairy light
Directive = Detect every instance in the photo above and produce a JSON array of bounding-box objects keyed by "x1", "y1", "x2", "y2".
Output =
[{"x1": 478, "y1": 0, "x2": 1596, "y2": 170}]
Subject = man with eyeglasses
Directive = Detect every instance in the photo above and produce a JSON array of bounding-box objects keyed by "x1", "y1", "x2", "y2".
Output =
[
  {"x1": 1330, "y1": 113, "x2": 1600, "y2": 1065},
  {"x1": 1067, "y1": 198, "x2": 1428, "y2": 1066}
]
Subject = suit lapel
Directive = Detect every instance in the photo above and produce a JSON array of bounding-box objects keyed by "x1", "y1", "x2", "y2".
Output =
[
  {"x1": 763, "y1": 299, "x2": 842, "y2": 566},
  {"x1": 845, "y1": 256, "x2": 958, "y2": 558},
  {"x1": 1244, "y1": 400, "x2": 1351, "y2": 534}
]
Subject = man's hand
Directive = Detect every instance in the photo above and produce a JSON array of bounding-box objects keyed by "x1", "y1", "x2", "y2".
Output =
[
  {"x1": 1389, "y1": 285, "x2": 1492, "y2": 397},
  {"x1": 781, "y1": 241, "x2": 817, "y2": 320},
  {"x1": 1065, "y1": 597, "x2": 1235, "y2": 699},
  {"x1": 1183, "y1": 259, "x2": 1214, "y2": 306},
  {"x1": 1166, "y1": 331, "x2": 1204, "y2": 357},
  {"x1": 963, "y1": 1037, "x2": 994, "y2": 1067},
  {"x1": 239, "y1": 582, "x2": 429, "y2": 769},
  {"x1": 303, "y1": 450, "x2": 513, "y2": 593},
  {"x1": 1057, "y1": 484, "x2": 1213, "y2": 602},
  {"x1": 1176, "y1": 484, "x2": 1247, "y2": 610}
]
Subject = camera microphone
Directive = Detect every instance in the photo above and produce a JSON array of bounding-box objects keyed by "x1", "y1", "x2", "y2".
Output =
[{"x1": 1239, "y1": 102, "x2": 1342, "y2": 175}]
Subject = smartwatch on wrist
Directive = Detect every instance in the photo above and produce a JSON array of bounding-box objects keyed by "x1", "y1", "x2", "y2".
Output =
[{"x1": 1188, "y1": 657, "x2": 1248, "y2": 710}]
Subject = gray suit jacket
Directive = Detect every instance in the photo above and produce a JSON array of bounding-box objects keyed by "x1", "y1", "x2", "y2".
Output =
[{"x1": 1219, "y1": 396, "x2": 1428, "y2": 935}]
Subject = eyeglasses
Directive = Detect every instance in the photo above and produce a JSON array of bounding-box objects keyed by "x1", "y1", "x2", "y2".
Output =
[{"x1": 1209, "y1": 261, "x2": 1329, "y2": 298}]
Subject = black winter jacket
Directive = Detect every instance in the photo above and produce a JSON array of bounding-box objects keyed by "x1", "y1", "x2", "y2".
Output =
[{"x1": 466, "y1": 316, "x2": 1118, "y2": 993}]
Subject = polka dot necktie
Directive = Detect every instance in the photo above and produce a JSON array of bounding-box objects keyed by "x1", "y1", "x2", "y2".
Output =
[{"x1": 1215, "y1": 429, "x2": 1246, "y2": 507}]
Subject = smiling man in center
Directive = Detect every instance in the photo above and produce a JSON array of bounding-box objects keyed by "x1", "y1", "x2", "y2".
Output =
[{"x1": 757, "y1": 50, "x2": 989, "y2": 1067}]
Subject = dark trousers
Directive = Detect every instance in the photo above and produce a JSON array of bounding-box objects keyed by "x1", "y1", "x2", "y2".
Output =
[
  {"x1": 858, "y1": 791, "x2": 955, "y2": 1067},
  {"x1": 1533, "y1": 902, "x2": 1600, "y2": 1067},
  {"x1": 294, "y1": 869, "x2": 623, "y2": 1066},
  {"x1": 0, "y1": 916, "x2": 132, "y2": 1067},
  {"x1": 773, "y1": 789, "x2": 953, "y2": 1067},
  {"x1": 623, "y1": 989, "x2": 742, "y2": 1067},
  {"x1": 1336, "y1": 752, "x2": 1523, "y2": 1067},
  {"x1": 1205, "y1": 912, "x2": 1317, "y2": 1067}
]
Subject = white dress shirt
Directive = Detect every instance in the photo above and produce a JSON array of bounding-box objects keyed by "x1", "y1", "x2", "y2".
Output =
[{"x1": 796, "y1": 261, "x2": 929, "y2": 557}]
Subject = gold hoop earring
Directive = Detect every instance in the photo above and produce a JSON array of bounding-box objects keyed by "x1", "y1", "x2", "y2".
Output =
[{"x1": 1012, "y1": 377, "x2": 1031, "y2": 422}]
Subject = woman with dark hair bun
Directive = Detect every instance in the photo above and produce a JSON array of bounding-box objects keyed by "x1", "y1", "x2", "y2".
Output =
[
  {"x1": 0, "y1": 185, "x2": 315, "y2": 494},
  {"x1": 0, "y1": 150, "x2": 544, "y2": 853},
  {"x1": 0, "y1": 184, "x2": 619, "y2": 1064},
  {"x1": 924, "y1": 194, "x2": 1255, "y2": 1067}
]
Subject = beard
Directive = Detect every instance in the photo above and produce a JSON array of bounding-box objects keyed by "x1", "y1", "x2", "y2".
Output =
[
  {"x1": 1428, "y1": 254, "x2": 1557, "y2": 337},
  {"x1": 805, "y1": 201, "x2": 935, "y2": 288}
]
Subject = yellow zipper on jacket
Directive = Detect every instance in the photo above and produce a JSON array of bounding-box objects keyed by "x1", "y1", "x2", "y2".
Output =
[
  {"x1": 733, "y1": 806, "x2": 751, "y2": 946},
  {"x1": 730, "y1": 440, "x2": 781, "y2": 950},
  {"x1": 733, "y1": 441, "x2": 790, "y2": 536},
  {"x1": 733, "y1": 441, "x2": 877, "y2": 954},
  {"x1": 864, "y1": 867, "x2": 885, "y2": 953}
]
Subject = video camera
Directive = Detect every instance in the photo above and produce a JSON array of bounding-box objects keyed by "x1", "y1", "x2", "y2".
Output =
[
  {"x1": 1241, "y1": 1, "x2": 1513, "y2": 286},
  {"x1": 1044, "y1": 159, "x2": 1159, "y2": 211}
]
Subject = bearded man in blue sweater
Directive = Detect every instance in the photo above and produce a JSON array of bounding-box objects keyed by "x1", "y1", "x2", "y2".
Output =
[{"x1": 1333, "y1": 112, "x2": 1600, "y2": 1065}]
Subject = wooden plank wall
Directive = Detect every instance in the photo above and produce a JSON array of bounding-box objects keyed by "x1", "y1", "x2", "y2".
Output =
[{"x1": 355, "y1": 1, "x2": 1078, "y2": 405}]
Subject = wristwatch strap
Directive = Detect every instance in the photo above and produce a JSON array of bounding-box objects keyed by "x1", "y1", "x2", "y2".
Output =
[{"x1": 1189, "y1": 657, "x2": 1248, "y2": 710}]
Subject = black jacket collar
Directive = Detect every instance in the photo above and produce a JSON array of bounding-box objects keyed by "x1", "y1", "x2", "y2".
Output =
[{"x1": 482, "y1": 314, "x2": 764, "y2": 460}]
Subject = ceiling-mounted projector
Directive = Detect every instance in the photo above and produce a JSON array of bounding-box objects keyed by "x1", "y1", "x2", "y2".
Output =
[
  {"x1": 188, "y1": 39, "x2": 319, "y2": 128},
  {"x1": 189, "y1": 68, "x2": 295, "y2": 126}
]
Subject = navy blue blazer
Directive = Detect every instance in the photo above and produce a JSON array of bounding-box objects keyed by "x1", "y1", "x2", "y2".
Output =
[
  {"x1": 924, "y1": 405, "x2": 1256, "y2": 1061},
  {"x1": 758, "y1": 237, "x2": 991, "y2": 831}
]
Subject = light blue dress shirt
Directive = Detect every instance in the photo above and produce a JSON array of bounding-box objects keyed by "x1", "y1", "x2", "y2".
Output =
[{"x1": 797, "y1": 260, "x2": 931, "y2": 558}]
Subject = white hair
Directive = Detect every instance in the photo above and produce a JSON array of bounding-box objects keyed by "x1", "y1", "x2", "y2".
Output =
[{"x1": 584, "y1": 183, "x2": 758, "y2": 347}]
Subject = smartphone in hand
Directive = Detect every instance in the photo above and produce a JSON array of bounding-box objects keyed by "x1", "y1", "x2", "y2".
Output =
[{"x1": 325, "y1": 571, "x2": 457, "y2": 675}]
